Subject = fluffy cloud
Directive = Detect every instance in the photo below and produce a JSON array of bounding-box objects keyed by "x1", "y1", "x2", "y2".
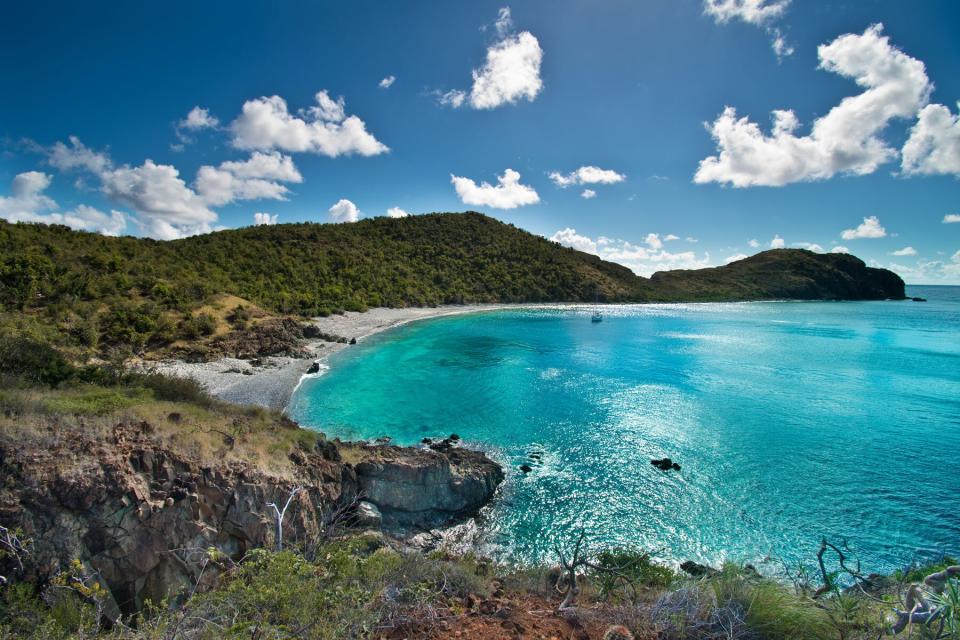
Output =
[
  {"x1": 253, "y1": 212, "x2": 278, "y2": 226},
  {"x1": 44, "y1": 137, "x2": 308, "y2": 239},
  {"x1": 580, "y1": 189, "x2": 596, "y2": 199},
  {"x1": 793, "y1": 242, "x2": 824, "y2": 252},
  {"x1": 0, "y1": 171, "x2": 126, "y2": 235},
  {"x1": 549, "y1": 166, "x2": 626, "y2": 187},
  {"x1": 748, "y1": 238, "x2": 760, "y2": 248},
  {"x1": 329, "y1": 198, "x2": 360, "y2": 223},
  {"x1": 230, "y1": 91, "x2": 388, "y2": 157},
  {"x1": 841, "y1": 215, "x2": 886, "y2": 240},
  {"x1": 179, "y1": 106, "x2": 219, "y2": 130},
  {"x1": 441, "y1": 8, "x2": 543, "y2": 110},
  {"x1": 901, "y1": 102, "x2": 960, "y2": 176},
  {"x1": 550, "y1": 227, "x2": 597, "y2": 253},
  {"x1": 550, "y1": 227, "x2": 711, "y2": 277},
  {"x1": 890, "y1": 246, "x2": 917, "y2": 256},
  {"x1": 450, "y1": 168, "x2": 539, "y2": 209},
  {"x1": 386, "y1": 207, "x2": 409, "y2": 218},
  {"x1": 725, "y1": 253, "x2": 749, "y2": 263},
  {"x1": 645, "y1": 233, "x2": 663, "y2": 250},
  {"x1": 195, "y1": 152, "x2": 302, "y2": 206},
  {"x1": 770, "y1": 234, "x2": 785, "y2": 249},
  {"x1": 100, "y1": 160, "x2": 217, "y2": 239},
  {"x1": 885, "y1": 252, "x2": 960, "y2": 284},
  {"x1": 830, "y1": 246, "x2": 850, "y2": 254},
  {"x1": 664, "y1": 234, "x2": 680, "y2": 241},
  {"x1": 944, "y1": 214, "x2": 960, "y2": 224},
  {"x1": 703, "y1": 0, "x2": 793, "y2": 59},
  {"x1": 378, "y1": 75, "x2": 396, "y2": 89},
  {"x1": 48, "y1": 136, "x2": 111, "y2": 174},
  {"x1": 703, "y1": 0, "x2": 789, "y2": 25},
  {"x1": 695, "y1": 25, "x2": 932, "y2": 187}
]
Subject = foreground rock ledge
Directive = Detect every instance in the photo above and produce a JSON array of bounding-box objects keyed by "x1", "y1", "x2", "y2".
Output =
[{"x1": 0, "y1": 420, "x2": 503, "y2": 618}]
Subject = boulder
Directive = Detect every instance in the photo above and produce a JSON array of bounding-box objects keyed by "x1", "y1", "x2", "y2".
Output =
[{"x1": 354, "y1": 500, "x2": 383, "y2": 529}]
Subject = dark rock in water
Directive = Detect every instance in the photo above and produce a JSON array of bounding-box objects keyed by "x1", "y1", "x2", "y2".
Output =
[
  {"x1": 306, "y1": 361, "x2": 321, "y2": 374},
  {"x1": 529, "y1": 452, "x2": 542, "y2": 460},
  {"x1": 421, "y1": 437, "x2": 433, "y2": 444},
  {"x1": 519, "y1": 464, "x2": 533, "y2": 473},
  {"x1": 911, "y1": 297, "x2": 927, "y2": 302},
  {"x1": 651, "y1": 457, "x2": 679, "y2": 471},
  {"x1": 680, "y1": 560, "x2": 717, "y2": 577},
  {"x1": 449, "y1": 433, "x2": 461, "y2": 442},
  {"x1": 349, "y1": 337, "x2": 357, "y2": 345}
]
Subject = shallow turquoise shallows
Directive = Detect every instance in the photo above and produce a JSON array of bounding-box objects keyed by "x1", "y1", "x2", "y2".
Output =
[{"x1": 288, "y1": 286, "x2": 960, "y2": 572}]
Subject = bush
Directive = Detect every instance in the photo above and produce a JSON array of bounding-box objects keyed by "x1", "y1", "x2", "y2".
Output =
[
  {"x1": 0, "y1": 334, "x2": 75, "y2": 386},
  {"x1": 591, "y1": 549, "x2": 675, "y2": 602},
  {"x1": 131, "y1": 372, "x2": 214, "y2": 407}
]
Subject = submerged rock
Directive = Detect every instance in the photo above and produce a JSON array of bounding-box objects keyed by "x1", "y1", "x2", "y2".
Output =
[
  {"x1": 519, "y1": 464, "x2": 533, "y2": 474},
  {"x1": 306, "y1": 361, "x2": 321, "y2": 374},
  {"x1": 680, "y1": 560, "x2": 717, "y2": 577},
  {"x1": 651, "y1": 457, "x2": 680, "y2": 471}
]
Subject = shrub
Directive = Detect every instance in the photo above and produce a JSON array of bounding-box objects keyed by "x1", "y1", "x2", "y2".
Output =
[
  {"x1": 591, "y1": 549, "x2": 675, "y2": 602},
  {"x1": 0, "y1": 334, "x2": 75, "y2": 386},
  {"x1": 131, "y1": 372, "x2": 214, "y2": 407}
]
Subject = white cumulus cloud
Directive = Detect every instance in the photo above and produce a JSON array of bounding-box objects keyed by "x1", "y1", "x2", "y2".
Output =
[
  {"x1": 550, "y1": 227, "x2": 712, "y2": 277},
  {"x1": 695, "y1": 24, "x2": 932, "y2": 187},
  {"x1": 549, "y1": 166, "x2": 626, "y2": 187},
  {"x1": 770, "y1": 234, "x2": 785, "y2": 249},
  {"x1": 748, "y1": 238, "x2": 760, "y2": 248},
  {"x1": 664, "y1": 234, "x2": 680, "y2": 241},
  {"x1": 944, "y1": 214, "x2": 960, "y2": 223},
  {"x1": 0, "y1": 171, "x2": 126, "y2": 236},
  {"x1": 253, "y1": 212, "x2": 278, "y2": 226},
  {"x1": 441, "y1": 8, "x2": 543, "y2": 110},
  {"x1": 329, "y1": 198, "x2": 360, "y2": 223},
  {"x1": 890, "y1": 246, "x2": 917, "y2": 256},
  {"x1": 230, "y1": 91, "x2": 388, "y2": 157},
  {"x1": 901, "y1": 102, "x2": 960, "y2": 176},
  {"x1": 450, "y1": 168, "x2": 539, "y2": 209},
  {"x1": 179, "y1": 106, "x2": 220, "y2": 130},
  {"x1": 725, "y1": 253, "x2": 749, "y2": 263},
  {"x1": 703, "y1": 0, "x2": 793, "y2": 59},
  {"x1": 386, "y1": 207, "x2": 409, "y2": 218},
  {"x1": 830, "y1": 246, "x2": 850, "y2": 254},
  {"x1": 378, "y1": 75, "x2": 396, "y2": 89},
  {"x1": 841, "y1": 215, "x2": 886, "y2": 240},
  {"x1": 793, "y1": 242, "x2": 824, "y2": 252},
  {"x1": 580, "y1": 189, "x2": 596, "y2": 199},
  {"x1": 195, "y1": 152, "x2": 302, "y2": 206}
]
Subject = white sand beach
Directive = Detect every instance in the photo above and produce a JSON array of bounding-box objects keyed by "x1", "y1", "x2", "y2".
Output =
[{"x1": 146, "y1": 304, "x2": 521, "y2": 410}]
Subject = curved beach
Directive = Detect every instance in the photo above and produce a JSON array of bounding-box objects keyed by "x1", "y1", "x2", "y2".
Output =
[{"x1": 148, "y1": 304, "x2": 532, "y2": 410}]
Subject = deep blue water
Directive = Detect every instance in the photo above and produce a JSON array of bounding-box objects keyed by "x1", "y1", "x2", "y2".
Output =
[{"x1": 289, "y1": 286, "x2": 960, "y2": 573}]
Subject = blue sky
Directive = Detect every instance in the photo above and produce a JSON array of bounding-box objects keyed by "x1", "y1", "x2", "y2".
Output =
[{"x1": 1, "y1": 1, "x2": 958, "y2": 283}]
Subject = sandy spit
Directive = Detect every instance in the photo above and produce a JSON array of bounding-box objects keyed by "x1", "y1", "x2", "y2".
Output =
[{"x1": 145, "y1": 304, "x2": 553, "y2": 411}]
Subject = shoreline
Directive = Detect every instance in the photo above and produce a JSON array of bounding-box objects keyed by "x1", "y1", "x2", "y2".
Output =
[{"x1": 147, "y1": 303, "x2": 548, "y2": 411}]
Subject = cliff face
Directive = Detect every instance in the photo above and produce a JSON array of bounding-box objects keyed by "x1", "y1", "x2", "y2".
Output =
[{"x1": 0, "y1": 420, "x2": 502, "y2": 618}]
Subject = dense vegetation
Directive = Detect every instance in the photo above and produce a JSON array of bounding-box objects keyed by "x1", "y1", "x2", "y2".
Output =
[{"x1": 0, "y1": 213, "x2": 904, "y2": 361}]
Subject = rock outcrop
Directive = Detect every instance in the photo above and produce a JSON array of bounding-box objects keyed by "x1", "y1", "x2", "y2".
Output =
[
  {"x1": 354, "y1": 445, "x2": 504, "y2": 529},
  {"x1": 0, "y1": 421, "x2": 502, "y2": 618}
]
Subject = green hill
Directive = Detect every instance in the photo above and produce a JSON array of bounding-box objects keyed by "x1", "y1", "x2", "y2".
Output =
[{"x1": 0, "y1": 212, "x2": 905, "y2": 358}]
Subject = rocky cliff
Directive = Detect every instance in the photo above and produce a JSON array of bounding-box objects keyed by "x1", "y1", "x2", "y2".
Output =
[{"x1": 0, "y1": 419, "x2": 503, "y2": 618}]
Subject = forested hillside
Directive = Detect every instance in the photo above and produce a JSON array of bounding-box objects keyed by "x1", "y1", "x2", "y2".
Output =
[{"x1": 0, "y1": 212, "x2": 904, "y2": 359}]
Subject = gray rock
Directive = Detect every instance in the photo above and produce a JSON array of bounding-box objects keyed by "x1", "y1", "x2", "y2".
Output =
[{"x1": 354, "y1": 500, "x2": 382, "y2": 529}]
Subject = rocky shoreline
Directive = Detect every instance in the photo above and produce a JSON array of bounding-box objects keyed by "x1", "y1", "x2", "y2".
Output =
[{"x1": 0, "y1": 418, "x2": 504, "y2": 618}]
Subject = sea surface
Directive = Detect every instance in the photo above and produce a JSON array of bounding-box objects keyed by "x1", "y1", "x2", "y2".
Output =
[{"x1": 288, "y1": 286, "x2": 960, "y2": 573}]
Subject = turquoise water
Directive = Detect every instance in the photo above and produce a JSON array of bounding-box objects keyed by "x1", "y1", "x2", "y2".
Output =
[{"x1": 289, "y1": 286, "x2": 960, "y2": 573}]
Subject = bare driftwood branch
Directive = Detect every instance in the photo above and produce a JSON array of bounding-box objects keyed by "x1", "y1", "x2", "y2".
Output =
[{"x1": 266, "y1": 486, "x2": 304, "y2": 552}]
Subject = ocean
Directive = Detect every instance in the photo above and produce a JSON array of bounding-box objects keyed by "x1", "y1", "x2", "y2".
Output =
[{"x1": 288, "y1": 286, "x2": 960, "y2": 573}]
